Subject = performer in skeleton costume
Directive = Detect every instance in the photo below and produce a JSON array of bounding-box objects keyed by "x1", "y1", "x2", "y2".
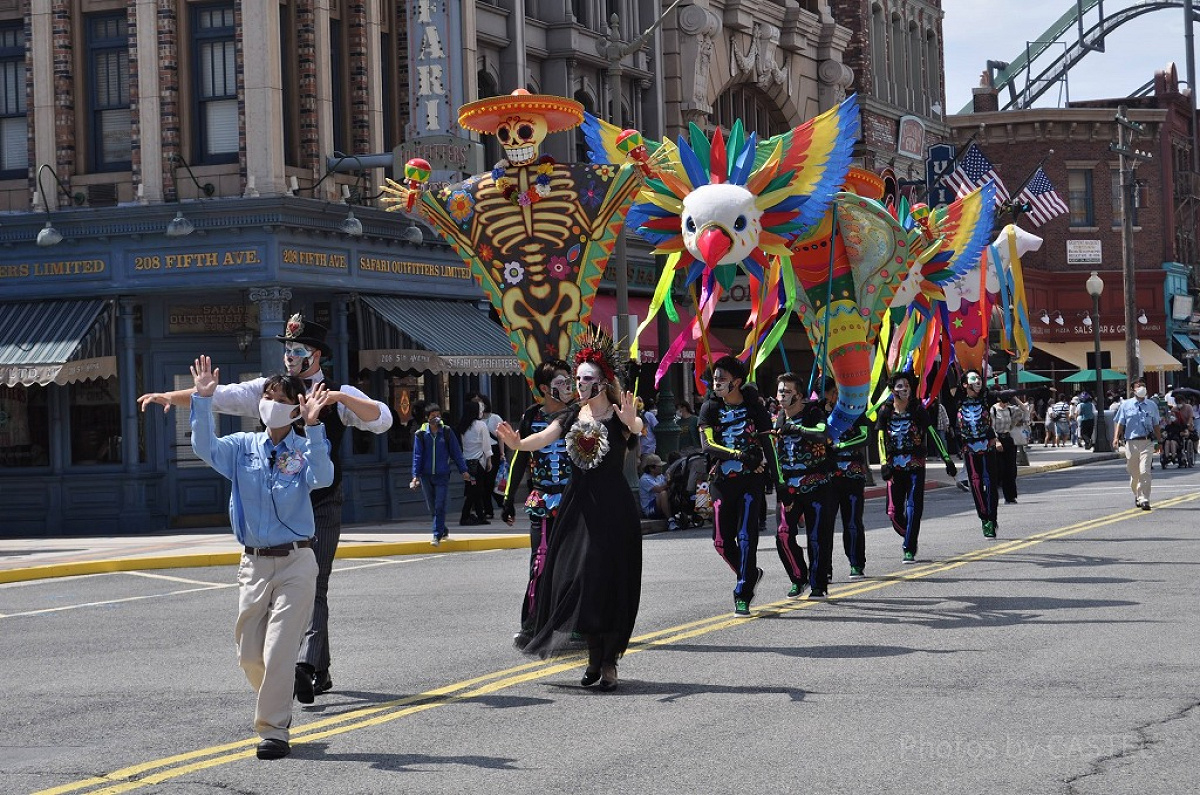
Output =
[
  {"x1": 494, "y1": 332, "x2": 642, "y2": 693},
  {"x1": 822, "y1": 379, "x2": 871, "y2": 580},
  {"x1": 956, "y1": 369, "x2": 1001, "y2": 538},
  {"x1": 772, "y1": 373, "x2": 834, "y2": 599},
  {"x1": 502, "y1": 359, "x2": 574, "y2": 645},
  {"x1": 699, "y1": 356, "x2": 777, "y2": 616},
  {"x1": 876, "y1": 371, "x2": 956, "y2": 563}
]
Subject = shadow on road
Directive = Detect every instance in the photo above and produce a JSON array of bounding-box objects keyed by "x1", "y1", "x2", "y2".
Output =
[{"x1": 297, "y1": 742, "x2": 524, "y2": 771}]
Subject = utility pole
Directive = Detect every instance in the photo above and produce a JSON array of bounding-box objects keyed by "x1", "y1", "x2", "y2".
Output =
[{"x1": 1110, "y1": 105, "x2": 1152, "y2": 397}]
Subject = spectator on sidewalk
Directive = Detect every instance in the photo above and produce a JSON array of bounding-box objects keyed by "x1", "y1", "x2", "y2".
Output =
[
  {"x1": 676, "y1": 401, "x2": 701, "y2": 449},
  {"x1": 1076, "y1": 393, "x2": 1097, "y2": 449},
  {"x1": 456, "y1": 404, "x2": 493, "y2": 525},
  {"x1": 1112, "y1": 379, "x2": 1162, "y2": 510},
  {"x1": 638, "y1": 454, "x2": 670, "y2": 519},
  {"x1": 990, "y1": 391, "x2": 1021, "y2": 504},
  {"x1": 1047, "y1": 393, "x2": 1072, "y2": 448},
  {"x1": 411, "y1": 405, "x2": 473, "y2": 544}
]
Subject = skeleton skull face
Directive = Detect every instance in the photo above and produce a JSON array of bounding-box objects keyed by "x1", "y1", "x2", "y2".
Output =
[{"x1": 495, "y1": 114, "x2": 548, "y2": 165}]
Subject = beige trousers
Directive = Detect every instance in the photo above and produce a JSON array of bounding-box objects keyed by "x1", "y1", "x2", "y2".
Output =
[
  {"x1": 235, "y1": 548, "x2": 317, "y2": 742},
  {"x1": 1124, "y1": 439, "x2": 1154, "y2": 503}
]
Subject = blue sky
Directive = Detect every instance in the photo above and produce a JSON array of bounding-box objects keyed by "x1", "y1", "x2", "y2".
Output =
[{"x1": 942, "y1": 2, "x2": 1191, "y2": 113}]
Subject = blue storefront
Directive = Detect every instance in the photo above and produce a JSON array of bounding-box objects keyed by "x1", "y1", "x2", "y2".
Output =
[{"x1": 0, "y1": 199, "x2": 527, "y2": 536}]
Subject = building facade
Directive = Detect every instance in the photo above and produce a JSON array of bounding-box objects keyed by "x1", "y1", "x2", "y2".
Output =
[{"x1": 947, "y1": 64, "x2": 1200, "y2": 393}]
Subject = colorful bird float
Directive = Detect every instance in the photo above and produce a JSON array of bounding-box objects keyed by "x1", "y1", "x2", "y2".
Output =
[{"x1": 382, "y1": 88, "x2": 1032, "y2": 436}]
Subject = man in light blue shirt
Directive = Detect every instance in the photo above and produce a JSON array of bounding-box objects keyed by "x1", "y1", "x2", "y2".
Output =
[
  {"x1": 190, "y1": 356, "x2": 333, "y2": 761},
  {"x1": 1111, "y1": 378, "x2": 1162, "y2": 510}
]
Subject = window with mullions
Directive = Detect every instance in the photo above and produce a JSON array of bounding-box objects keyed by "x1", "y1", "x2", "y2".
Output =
[
  {"x1": 88, "y1": 14, "x2": 132, "y2": 172},
  {"x1": 1068, "y1": 169, "x2": 1094, "y2": 227},
  {"x1": 713, "y1": 84, "x2": 788, "y2": 142},
  {"x1": 0, "y1": 21, "x2": 27, "y2": 178},
  {"x1": 194, "y1": 4, "x2": 238, "y2": 163}
]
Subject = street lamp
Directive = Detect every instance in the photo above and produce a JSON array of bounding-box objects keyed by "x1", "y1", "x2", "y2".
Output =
[{"x1": 1087, "y1": 271, "x2": 1113, "y2": 452}]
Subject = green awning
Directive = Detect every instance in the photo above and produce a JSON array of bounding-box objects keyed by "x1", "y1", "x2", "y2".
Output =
[
  {"x1": 0, "y1": 299, "x2": 116, "y2": 387},
  {"x1": 989, "y1": 369, "x2": 1052, "y2": 384},
  {"x1": 1061, "y1": 368, "x2": 1127, "y2": 383},
  {"x1": 357, "y1": 295, "x2": 520, "y2": 375}
]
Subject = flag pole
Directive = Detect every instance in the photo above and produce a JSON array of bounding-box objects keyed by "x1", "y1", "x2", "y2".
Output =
[
  {"x1": 1006, "y1": 150, "x2": 1054, "y2": 224},
  {"x1": 929, "y1": 131, "x2": 981, "y2": 195}
]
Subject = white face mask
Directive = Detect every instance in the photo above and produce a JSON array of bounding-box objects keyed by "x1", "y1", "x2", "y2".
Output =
[
  {"x1": 576, "y1": 363, "x2": 604, "y2": 400},
  {"x1": 1135, "y1": 386, "x2": 1148, "y2": 399},
  {"x1": 259, "y1": 398, "x2": 300, "y2": 429}
]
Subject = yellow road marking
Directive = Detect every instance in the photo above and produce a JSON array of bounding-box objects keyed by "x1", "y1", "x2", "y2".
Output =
[{"x1": 31, "y1": 492, "x2": 1198, "y2": 795}]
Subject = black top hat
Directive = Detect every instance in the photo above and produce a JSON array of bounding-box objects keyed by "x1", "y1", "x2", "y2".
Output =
[{"x1": 276, "y1": 313, "x2": 332, "y2": 358}]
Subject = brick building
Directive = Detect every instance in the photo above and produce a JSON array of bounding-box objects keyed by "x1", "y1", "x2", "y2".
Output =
[{"x1": 947, "y1": 63, "x2": 1200, "y2": 394}]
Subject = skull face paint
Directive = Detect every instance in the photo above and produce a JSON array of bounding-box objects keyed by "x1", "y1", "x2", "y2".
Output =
[
  {"x1": 776, "y1": 380, "x2": 799, "y2": 408},
  {"x1": 283, "y1": 344, "x2": 316, "y2": 377},
  {"x1": 496, "y1": 114, "x2": 548, "y2": 166},
  {"x1": 548, "y1": 373, "x2": 572, "y2": 404},
  {"x1": 575, "y1": 362, "x2": 604, "y2": 401},
  {"x1": 892, "y1": 380, "x2": 912, "y2": 402},
  {"x1": 711, "y1": 368, "x2": 738, "y2": 398}
]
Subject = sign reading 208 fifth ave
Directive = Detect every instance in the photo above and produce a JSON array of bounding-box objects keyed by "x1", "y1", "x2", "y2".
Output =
[{"x1": 127, "y1": 246, "x2": 265, "y2": 274}]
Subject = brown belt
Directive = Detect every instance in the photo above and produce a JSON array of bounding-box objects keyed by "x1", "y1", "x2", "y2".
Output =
[{"x1": 244, "y1": 538, "x2": 314, "y2": 557}]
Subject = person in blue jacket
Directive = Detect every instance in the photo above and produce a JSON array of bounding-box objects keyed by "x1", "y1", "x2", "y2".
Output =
[
  {"x1": 410, "y1": 404, "x2": 473, "y2": 545},
  {"x1": 189, "y1": 355, "x2": 333, "y2": 761}
]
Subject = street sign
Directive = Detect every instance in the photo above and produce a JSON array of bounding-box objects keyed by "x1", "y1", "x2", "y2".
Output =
[{"x1": 926, "y1": 143, "x2": 956, "y2": 207}]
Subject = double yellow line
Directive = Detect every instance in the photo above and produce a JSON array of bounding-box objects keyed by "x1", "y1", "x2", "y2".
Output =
[{"x1": 33, "y1": 492, "x2": 1196, "y2": 795}]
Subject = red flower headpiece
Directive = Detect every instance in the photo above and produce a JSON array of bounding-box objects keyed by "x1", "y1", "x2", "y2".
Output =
[
  {"x1": 575, "y1": 347, "x2": 616, "y2": 382},
  {"x1": 570, "y1": 326, "x2": 623, "y2": 389}
]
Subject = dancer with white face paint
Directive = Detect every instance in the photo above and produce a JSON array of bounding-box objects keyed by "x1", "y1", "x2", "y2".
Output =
[
  {"x1": 698, "y1": 355, "x2": 777, "y2": 616},
  {"x1": 495, "y1": 337, "x2": 642, "y2": 693},
  {"x1": 875, "y1": 371, "x2": 956, "y2": 563}
]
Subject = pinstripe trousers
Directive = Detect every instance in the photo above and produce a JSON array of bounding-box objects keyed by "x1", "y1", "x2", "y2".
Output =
[{"x1": 297, "y1": 486, "x2": 343, "y2": 673}]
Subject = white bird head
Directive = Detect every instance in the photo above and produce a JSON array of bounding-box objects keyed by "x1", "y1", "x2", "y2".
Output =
[{"x1": 680, "y1": 184, "x2": 764, "y2": 268}]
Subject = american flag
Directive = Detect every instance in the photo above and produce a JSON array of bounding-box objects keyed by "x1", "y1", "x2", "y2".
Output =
[
  {"x1": 943, "y1": 142, "x2": 1009, "y2": 205},
  {"x1": 1013, "y1": 167, "x2": 1070, "y2": 226}
]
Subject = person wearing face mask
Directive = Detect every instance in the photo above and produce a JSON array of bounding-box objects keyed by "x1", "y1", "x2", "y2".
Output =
[
  {"x1": 501, "y1": 359, "x2": 575, "y2": 645},
  {"x1": 875, "y1": 371, "x2": 956, "y2": 563},
  {"x1": 1112, "y1": 379, "x2": 1163, "y2": 510},
  {"x1": 188, "y1": 356, "x2": 332, "y2": 761},
  {"x1": 412, "y1": 405, "x2": 474, "y2": 542},
  {"x1": 455, "y1": 401, "x2": 494, "y2": 526},
  {"x1": 956, "y1": 369, "x2": 1001, "y2": 538},
  {"x1": 772, "y1": 373, "x2": 833, "y2": 599},
  {"x1": 698, "y1": 356, "x2": 778, "y2": 616},
  {"x1": 138, "y1": 314, "x2": 393, "y2": 704},
  {"x1": 494, "y1": 336, "x2": 643, "y2": 693}
]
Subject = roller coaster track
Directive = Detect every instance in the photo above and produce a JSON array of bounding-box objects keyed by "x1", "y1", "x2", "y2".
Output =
[{"x1": 957, "y1": 0, "x2": 1199, "y2": 113}]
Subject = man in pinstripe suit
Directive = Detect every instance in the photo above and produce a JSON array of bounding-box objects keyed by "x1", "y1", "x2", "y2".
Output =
[{"x1": 138, "y1": 314, "x2": 393, "y2": 702}]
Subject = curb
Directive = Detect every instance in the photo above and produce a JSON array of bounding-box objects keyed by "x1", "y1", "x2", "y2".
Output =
[{"x1": 1, "y1": 453, "x2": 1123, "y2": 585}]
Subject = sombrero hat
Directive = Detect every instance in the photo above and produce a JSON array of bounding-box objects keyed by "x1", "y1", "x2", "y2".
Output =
[{"x1": 458, "y1": 89, "x2": 584, "y2": 135}]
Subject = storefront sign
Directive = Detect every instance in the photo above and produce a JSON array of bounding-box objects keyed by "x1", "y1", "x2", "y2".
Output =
[
  {"x1": 360, "y1": 348, "x2": 520, "y2": 375},
  {"x1": 0, "y1": 356, "x2": 117, "y2": 388},
  {"x1": 407, "y1": 0, "x2": 457, "y2": 135},
  {"x1": 0, "y1": 258, "x2": 108, "y2": 282},
  {"x1": 168, "y1": 303, "x2": 259, "y2": 335},
  {"x1": 394, "y1": 134, "x2": 481, "y2": 174},
  {"x1": 601, "y1": 261, "x2": 659, "y2": 289},
  {"x1": 897, "y1": 115, "x2": 927, "y2": 159},
  {"x1": 281, "y1": 247, "x2": 348, "y2": 271},
  {"x1": 130, "y1": 247, "x2": 264, "y2": 273},
  {"x1": 358, "y1": 256, "x2": 471, "y2": 279},
  {"x1": 1066, "y1": 240, "x2": 1102, "y2": 265}
]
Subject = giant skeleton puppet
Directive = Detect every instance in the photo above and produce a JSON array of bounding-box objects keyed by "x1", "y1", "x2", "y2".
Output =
[{"x1": 380, "y1": 90, "x2": 653, "y2": 392}]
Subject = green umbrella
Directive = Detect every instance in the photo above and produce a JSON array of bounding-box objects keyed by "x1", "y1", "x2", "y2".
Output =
[
  {"x1": 1061, "y1": 368, "x2": 1127, "y2": 383},
  {"x1": 988, "y1": 369, "x2": 1053, "y2": 384}
]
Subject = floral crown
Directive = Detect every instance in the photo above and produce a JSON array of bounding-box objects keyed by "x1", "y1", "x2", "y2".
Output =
[{"x1": 572, "y1": 326, "x2": 624, "y2": 387}]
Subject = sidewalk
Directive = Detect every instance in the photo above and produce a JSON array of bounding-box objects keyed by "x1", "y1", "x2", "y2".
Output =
[{"x1": 0, "y1": 444, "x2": 1118, "y2": 585}]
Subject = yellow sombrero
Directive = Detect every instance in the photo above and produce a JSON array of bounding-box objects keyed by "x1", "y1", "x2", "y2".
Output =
[{"x1": 458, "y1": 89, "x2": 584, "y2": 135}]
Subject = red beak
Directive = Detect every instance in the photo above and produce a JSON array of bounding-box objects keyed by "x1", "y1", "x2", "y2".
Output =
[{"x1": 696, "y1": 225, "x2": 733, "y2": 268}]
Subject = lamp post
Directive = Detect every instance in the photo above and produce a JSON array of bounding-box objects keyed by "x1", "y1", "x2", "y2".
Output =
[{"x1": 1087, "y1": 271, "x2": 1113, "y2": 453}]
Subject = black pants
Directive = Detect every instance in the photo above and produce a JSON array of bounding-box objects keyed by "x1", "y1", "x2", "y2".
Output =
[
  {"x1": 1080, "y1": 418, "x2": 1095, "y2": 447},
  {"x1": 298, "y1": 486, "x2": 343, "y2": 674},
  {"x1": 886, "y1": 468, "x2": 925, "y2": 554},
  {"x1": 832, "y1": 475, "x2": 867, "y2": 570},
  {"x1": 997, "y1": 434, "x2": 1018, "y2": 501},
  {"x1": 710, "y1": 475, "x2": 766, "y2": 602},
  {"x1": 963, "y1": 447, "x2": 1000, "y2": 523},
  {"x1": 460, "y1": 460, "x2": 491, "y2": 522},
  {"x1": 520, "y1": 512, "x2": 554, "y2": 633},
  {"x1": 778, "y1": 483, "x2": 836, "y2": 593}
]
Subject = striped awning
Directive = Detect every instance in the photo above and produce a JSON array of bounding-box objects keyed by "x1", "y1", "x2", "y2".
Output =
[
  {"x1": 0, "y1": 299, "x2": 116, "y2": 387},
  {"x1": 356, "y1": 295, "x2": 520, "y2": 375}
]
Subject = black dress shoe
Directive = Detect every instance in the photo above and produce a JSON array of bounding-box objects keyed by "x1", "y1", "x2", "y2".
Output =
[
  {"x1": 580, "y1": 666, "x2": 601, "y2": 687},
  {"x1": 256, "y1": 738, "x2": 290, "y2": 760},
  {"x1": 597, "y1": 663, "x2": 619, "y2": 692},
  {"x1": 313, "y1": 669, "x2": 333, "y2": 695},
  {"x1": 294, "y1": 664, "x2": 315, "y2": 704}
]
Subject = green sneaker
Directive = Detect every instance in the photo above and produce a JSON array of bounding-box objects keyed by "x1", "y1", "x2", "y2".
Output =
[
  {"x1": 902, "y1": 551, "x2": 916, "y2": 564},
  {"x1": 848, "y1": 566, "x2": 864, "y2": 579},
  {"x1": 787, "y1": 582, "x2": 807, "y2": 599},
  {"x1": 734, "y1": 599, "x2": 751, "y2": 616},
  {"x1": 982, "y1": 520, "x2": 997, "y2": 538}
]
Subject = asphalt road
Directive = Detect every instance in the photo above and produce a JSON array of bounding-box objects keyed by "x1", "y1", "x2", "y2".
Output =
[{"x1": 4, "y1": 459, "x2": 1198, "y2": 795}]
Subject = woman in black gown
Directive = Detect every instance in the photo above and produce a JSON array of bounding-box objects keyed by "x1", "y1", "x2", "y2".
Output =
[{"x1": 494, "y1": 346, "x2": 643, "y2": 692}]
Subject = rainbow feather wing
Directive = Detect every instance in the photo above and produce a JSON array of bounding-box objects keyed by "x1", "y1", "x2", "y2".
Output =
[
  {"x1": 748, "y1": 94, "x2": 860, "y2": 233},
  {"x1": 925, "y1": 181, "x2": 997, "y2": 282},
  {"x1": 579, "y1": 111, "x2": 662, "y2": 165},
  {"x1": 832, "y1": 193, "x2": 911, "y2": 349}
]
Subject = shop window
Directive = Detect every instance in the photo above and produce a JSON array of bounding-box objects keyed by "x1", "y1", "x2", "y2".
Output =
[
  {"x1": 0, "y1": 385, "x2": 50, "y2": 467},
  {"x1": 1068, "y1": 169, "x2": 1094, "y2": 227},
  {"x1": 194, "y1": 4, "x2": 238, "y2": 163},
  {"x1": 87, "y1": 14, "x2": 132, "y2": 172},
  {"x1": 70, "y1": 378, "x2": 123, "y2": 465},
  {"x1": 713, "y1": 84, "x2": 788, "y2": 141},
  {"x1": 0, "y1": 21, "x2": 27, "y2": 179},
  {"x1": 385, "y1": 374, "x2": 432, "y2": 453}
]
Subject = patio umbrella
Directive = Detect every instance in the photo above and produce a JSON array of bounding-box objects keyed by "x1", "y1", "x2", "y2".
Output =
[
  {"x1": 989, "y1": 370, "x2": 1052, "y2": 385},
  {"x1": 1060, "y1": 368, "x2": 1127, "y2": 383}
]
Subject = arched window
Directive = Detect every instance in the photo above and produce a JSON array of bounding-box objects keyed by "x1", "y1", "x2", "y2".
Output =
[
  {"x1": 713, "y1": 83, "x2": 788, "y2": 141},
  {"x1": 907, "y1": 21, "x2": 920, "y2": 112},
  {"x1": 477, "y1": 69, "x2": 502, "y2": 167},
  {"x1": 890, "y1": 13, "x2": 905, "y2": 108},
  {"x1": 925, "y1": 30, "x2": 941, "y2": 115}
]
